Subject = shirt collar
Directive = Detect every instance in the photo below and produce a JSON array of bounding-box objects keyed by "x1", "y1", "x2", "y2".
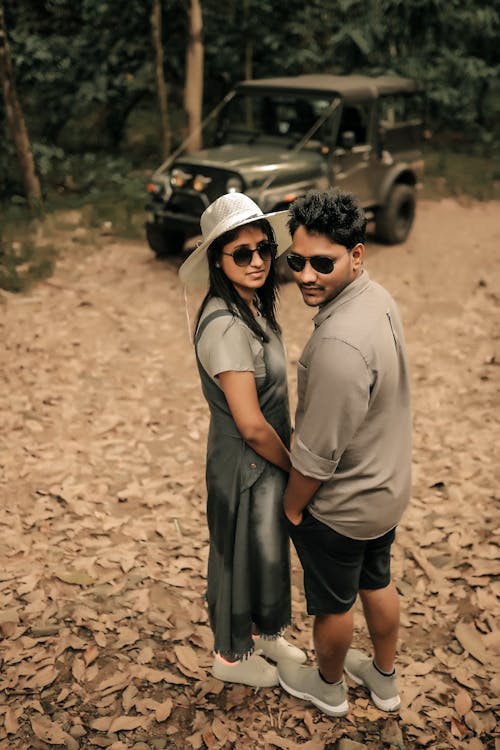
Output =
[{"x1": 313, "y1": 270, "x2": 370, "y2": 328}]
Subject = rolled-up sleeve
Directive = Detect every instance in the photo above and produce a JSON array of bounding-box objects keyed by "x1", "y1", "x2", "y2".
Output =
[{"x1": 291, "y1": 338, "x2": 372, "y2": 480}]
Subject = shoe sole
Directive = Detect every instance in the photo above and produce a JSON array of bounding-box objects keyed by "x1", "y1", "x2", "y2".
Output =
[
  {"x1": 344, "y1": 668, "x2": 401, "y2": 712},
  {"x1": 279, "y1": 676, "x2": 349, "y2": 717}
]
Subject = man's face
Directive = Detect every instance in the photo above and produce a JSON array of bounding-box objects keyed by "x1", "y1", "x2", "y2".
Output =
[{"x1": 289, "y1": 225, "x2": 364, "y2": 307}]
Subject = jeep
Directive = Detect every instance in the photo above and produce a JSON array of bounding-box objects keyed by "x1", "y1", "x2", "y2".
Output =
[{"x1": 145, "y1": 74, "x2": 424, "y2": 258}]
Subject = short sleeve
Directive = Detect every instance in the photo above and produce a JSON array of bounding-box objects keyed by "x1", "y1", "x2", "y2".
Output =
[
  {"x1": 197, "y1": 315, "x2": 257, "y2": 379},
  {"x1": 292, "y1": 338, "x2": 372, "y2": 480}
]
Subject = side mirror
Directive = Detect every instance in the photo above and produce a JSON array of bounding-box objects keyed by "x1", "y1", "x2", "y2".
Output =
[{"x1": 340, "y1": 130, "x2": 356, "y2": 150}]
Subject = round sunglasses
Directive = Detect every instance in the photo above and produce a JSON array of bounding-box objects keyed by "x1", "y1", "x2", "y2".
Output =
[
  {"x1": 222, "y1": 240, "x2": 277, "y2": 267},
  {"x1": 286, "y1": 252, "x2": 348, "y2": 275}
]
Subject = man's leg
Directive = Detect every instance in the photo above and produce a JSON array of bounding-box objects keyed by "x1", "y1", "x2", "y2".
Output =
[
  {"x1": 359, "y1": 582, "x2": 399, "y2": 672},
  {"x1": 313, "y1": 609, "x2": 353, "y2": 683}
]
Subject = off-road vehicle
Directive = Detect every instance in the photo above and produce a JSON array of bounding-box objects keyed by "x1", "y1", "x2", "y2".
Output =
[{"x1": 145, "y1": 74, "x2": 424, "y2": 257}]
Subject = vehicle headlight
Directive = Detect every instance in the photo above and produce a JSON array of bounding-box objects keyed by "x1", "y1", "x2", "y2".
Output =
[
  {"x1": 226, "y1": 176, "x2": 243, "y2": 193},
  {"x1": 170, "y1": 168, "x2": 192, "y2": 188},
  {"x1": 193, "y1": 174, "x2": 212, "y2": 192}
]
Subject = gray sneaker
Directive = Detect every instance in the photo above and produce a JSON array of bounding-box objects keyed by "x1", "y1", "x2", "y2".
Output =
[
  {"x1": 212, "y1": 653, "x2": 279, "y2": 688},
  {"x1": 278, "y1": 661, "x2": 348, "y2": 717},
  {"x1": 344, "y1": 649, "x2": 400, "y2": 712}
]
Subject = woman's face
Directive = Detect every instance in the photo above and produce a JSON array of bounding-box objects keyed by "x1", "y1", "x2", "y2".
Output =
[{"x1": 219, "y1": 225, "x2": 271, "y2": 300}]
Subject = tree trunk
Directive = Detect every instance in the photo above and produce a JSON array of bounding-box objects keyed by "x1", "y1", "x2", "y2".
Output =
[
  {"x1": 184, "y1": 0, "x2": 203, "y2": 153},
  {"x1": 0, "y1": 0, "x2": 41, "y2": 202},
  {"x1": 243, "y1": 0, "x2": 252, "y2": 81},
  {"x1": 151, "y1": 0, "x2": 170, "y2": 159}
]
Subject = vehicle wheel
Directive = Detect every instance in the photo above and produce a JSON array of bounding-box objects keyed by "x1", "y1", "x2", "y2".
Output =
[
  {"x1": 375, "y1": 184, "x2": 416, "y2": 244},
  {"x1": 146, "y1": 223, "x2": 185, "y2": 256}
]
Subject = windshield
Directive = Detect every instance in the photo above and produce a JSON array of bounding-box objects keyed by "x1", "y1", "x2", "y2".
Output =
[{"x1": 212, "y1": 91, "x2": 337, "y2": 147}]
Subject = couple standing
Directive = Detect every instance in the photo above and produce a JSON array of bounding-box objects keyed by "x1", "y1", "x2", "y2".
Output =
[{"x1": 178, "y1": 188, "x2": 411, "y2": 718}]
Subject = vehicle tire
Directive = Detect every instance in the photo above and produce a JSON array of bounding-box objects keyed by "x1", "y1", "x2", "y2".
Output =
[
  {"x1": 375, "y1": 184, "x2": 416, "y2": 244},
  {"x1": 146, "y1": 223, "x2": 185, "y2": 256}
]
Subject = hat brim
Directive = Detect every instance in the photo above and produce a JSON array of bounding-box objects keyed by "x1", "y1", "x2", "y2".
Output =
[{"x1": 178, "y1": 209, "x2": 291, "y2": 287}]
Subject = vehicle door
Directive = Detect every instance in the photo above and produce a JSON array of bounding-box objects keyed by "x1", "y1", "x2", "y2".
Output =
[{"x1": 329, "y1": 102, "x2": 375, "y2": 206}]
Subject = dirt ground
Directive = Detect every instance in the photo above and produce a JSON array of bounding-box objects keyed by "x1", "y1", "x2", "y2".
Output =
[{"x1": 0, "y1": 198, "x2": 499, "y2": 750}]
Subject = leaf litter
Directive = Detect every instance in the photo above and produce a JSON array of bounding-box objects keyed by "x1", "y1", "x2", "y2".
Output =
[{"x1": 1, "y1": 204, "x2": 499, "y2": 749}]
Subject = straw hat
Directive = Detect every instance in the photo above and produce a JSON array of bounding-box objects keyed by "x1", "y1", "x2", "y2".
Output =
[{"x1": 178, "y1": 192, "x2": 291, "y2": 286}]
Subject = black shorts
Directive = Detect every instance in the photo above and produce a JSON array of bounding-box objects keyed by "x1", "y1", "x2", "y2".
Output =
[{"x1": 286, "y1": 508, "x2": 395, "y2": 615}]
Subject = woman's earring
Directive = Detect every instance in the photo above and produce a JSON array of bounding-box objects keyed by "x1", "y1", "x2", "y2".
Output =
[{"x1": 215, "y1": 262, "x2": 221, "y2": 268}]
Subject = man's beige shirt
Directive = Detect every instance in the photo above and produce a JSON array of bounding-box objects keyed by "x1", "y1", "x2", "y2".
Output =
[{"x1": 292, "y1": 270, "x2": 412, "y2": 540}]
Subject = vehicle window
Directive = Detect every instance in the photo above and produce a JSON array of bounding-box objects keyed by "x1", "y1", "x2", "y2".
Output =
[
  {"x1": 379, "y1": 94, "x2": 423, "y2": 126},
  {"x1": 337, "y1": 105, "x2": 368, "y2": 145},
  {"x1": 215, "y1": 92, "x2": 335, "y2": 145}
]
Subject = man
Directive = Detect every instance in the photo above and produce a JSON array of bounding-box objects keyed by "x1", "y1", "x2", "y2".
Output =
[{"x1": 279, "y1": 189, "x2": 411, "y2": 717}]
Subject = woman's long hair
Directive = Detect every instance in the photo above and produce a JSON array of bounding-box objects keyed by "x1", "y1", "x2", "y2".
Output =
[{"x1": 193, "y1": 219, "x2": 281, "y2": 343}]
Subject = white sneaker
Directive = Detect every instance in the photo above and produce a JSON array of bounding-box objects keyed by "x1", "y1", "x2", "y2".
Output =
[
  {"x1": 253, "y1": 635, "x2": 307, "y2": 664},
  {"x1": 211, "y1": 653, "x2": 279, "y2": 687}
]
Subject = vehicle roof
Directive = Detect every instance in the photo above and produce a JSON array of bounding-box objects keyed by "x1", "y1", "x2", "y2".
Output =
[{"x1": 237, "y1": 74, "x2": 420, "y2": 104}]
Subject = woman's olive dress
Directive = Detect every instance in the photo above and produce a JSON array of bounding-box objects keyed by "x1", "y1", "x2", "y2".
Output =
[{"x1": 195, "y1": 300, "x2": 292, "y2": 659}]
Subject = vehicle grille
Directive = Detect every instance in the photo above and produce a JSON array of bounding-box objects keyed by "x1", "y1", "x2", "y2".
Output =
[
  {"x1": 171, "y1": 163, "x2": 244, "y2": 212},
  {"x1": 169, "y1": 193, "x2": 206, "y2": 218}
]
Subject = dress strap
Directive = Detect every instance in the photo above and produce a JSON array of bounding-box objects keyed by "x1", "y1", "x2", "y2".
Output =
[{"x1": 195, "y1": 309, "x2": 233, "y2": 345}]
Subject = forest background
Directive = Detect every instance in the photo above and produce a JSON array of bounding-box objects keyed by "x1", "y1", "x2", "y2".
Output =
[{"x1": 1, "y1": 0, "x2": 500, "y2": 208}]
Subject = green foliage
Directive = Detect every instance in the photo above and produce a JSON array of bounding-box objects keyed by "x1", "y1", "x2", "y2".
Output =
[
  {"x1": 1, "y1": 0, "x2": 499, "y2": 204},
  {"x1": 0, "y1": 235, "x2": 57, "y2": 292},
  {"x1": 422, "y1": 146, "x2": 500, "y2": 201}
]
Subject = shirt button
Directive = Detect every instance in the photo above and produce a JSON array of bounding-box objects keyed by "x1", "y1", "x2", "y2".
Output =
[{"x1": 249, "y1": 462, "x2": 257, "y2": 469}]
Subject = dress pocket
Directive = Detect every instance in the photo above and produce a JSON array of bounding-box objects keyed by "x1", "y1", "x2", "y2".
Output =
[{"x1": 240, "y1": 443, "x2": 267, "y2": 491}]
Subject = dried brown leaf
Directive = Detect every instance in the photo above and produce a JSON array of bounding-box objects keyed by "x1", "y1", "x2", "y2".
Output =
[
  {"x1": 130, "y1": 665, "x2": 188, "y2": 684},
  {"x1": 90, "y1": 716, "x2": 113, "y2": 731},
  {"x1": 27, "y1": 665, "x2": 59, "y2": 689},
  {"x1": 72, "y1": 656, "x2": 86, "y2": 682},
  {"x1": 4, "y1": 708, "x2": 21, "y2": 735},
  {"x1": 84, "y1": 644, "x2": 99, "y2": 665},
  {"x1": 464, "y1": 709, "x2": 497, "y2": 734},
  {"x1": 137, "y1": 645, "x2": 154, "y2": 664},
  {"x1": 186, "y1": 731, "x2": 203, "y2": 749},
  {"x1": 53, "y1": 569, "x2": 95, "y2": 586},
  {"x1": 455, "y1": 689, "x2": 473, "y2": 717},
  {"x1": 201, "y1": 727, "x2": 217, "y2": 748},
  {"x1": 109, "y1": 715, "x2": 145, "y2": 732},
  {"x1": 455, "y1": 622, "x2": 488, "y2": 664},
  {"x1": 174, "y1": 644, "x2": 200, "y2": 673},
  {"x1": 121, "y1": 684, "x2": 138, "y2": 712},
  {"x1": 31, "y1": 716, "x2": 68, "y2": 745},
  {"x1": 405, "y1": 660, "x2": 435, "y2": 676},
  {"x1": 262, "y1": 732, "x2": 303, "y2": 749},
  {"x1": 155, "y1": 697, "x2": 173, "y2": 722}
]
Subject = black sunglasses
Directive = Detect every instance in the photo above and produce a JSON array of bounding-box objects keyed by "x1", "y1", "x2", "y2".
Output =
[
  {"x1": 222, "y1": 240, "x2": 277, "y2": 267},
  {"x1": 286, "y1": 252, "x2": 347, "y2": 275}
]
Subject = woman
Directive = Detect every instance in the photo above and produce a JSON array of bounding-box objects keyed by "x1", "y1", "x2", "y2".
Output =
[{"x1": 179, "y1": 193, "x2": 306, "y2": 688}]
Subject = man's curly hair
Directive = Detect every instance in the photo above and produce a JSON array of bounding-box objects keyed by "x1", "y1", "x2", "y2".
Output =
[{"x1": 288, "y1": 189, "x2": 367, "y2": 250}]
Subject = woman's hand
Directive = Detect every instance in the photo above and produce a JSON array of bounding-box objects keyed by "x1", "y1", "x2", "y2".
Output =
[
  {"x1": 218, "y1": 370, "x2": 291, "y2": 473},
  {"x1": 284, "y1": 507, "x2": 303, "y2": 526}
]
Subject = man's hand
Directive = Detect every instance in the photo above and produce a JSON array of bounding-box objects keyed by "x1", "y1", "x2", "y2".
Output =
[{"x1": 283, "y1": 467, "x2": 322, "y2": 527}]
